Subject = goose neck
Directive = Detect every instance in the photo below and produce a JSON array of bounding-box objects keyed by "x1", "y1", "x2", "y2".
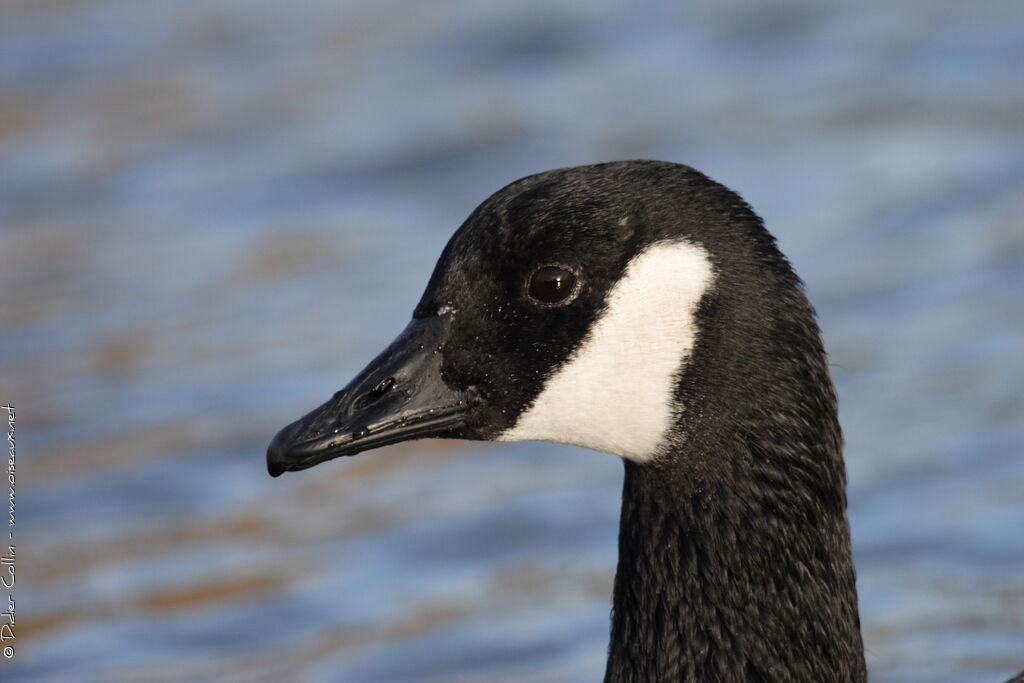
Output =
[{"x1": 604, "y1": 454, "x2": 865, "y2": 682}]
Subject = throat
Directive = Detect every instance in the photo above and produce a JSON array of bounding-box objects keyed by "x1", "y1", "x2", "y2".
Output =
[{"x1": 604, "y1": 459, "x2": 866, "y2": 683}]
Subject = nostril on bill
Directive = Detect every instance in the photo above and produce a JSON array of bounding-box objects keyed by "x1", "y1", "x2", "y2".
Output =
[{"x1": 352, "y1": 377, "x2": 396, "y2": 411}]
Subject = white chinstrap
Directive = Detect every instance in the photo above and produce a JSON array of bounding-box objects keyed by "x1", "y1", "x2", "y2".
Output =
[{"x1": 499, "y1": 239, "x2": 714, "y2": 462}]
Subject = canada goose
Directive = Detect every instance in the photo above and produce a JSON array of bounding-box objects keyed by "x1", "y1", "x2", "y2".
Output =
[{"x1": 268, "y1": 160, "x2": 864, "y2": 680}]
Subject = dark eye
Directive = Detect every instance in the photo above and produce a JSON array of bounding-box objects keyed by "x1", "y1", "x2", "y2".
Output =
[{"x1": 528, "y1": 265, "x2": 579, "y2": 305}]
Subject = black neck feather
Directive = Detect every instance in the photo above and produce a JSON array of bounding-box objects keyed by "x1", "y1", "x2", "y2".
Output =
[{"x1": 605, "y1": 452, "x2": 864, "y2": 682}]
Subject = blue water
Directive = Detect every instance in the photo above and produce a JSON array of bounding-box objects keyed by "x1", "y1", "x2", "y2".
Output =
[{"x1": 3, "y1": 1, "x2": 1023, "y2": 680}]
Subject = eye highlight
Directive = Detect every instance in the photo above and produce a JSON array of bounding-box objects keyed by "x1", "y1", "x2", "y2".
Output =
[{"x1": 528, "y1": 265, "x2": 579, "y2": 305}]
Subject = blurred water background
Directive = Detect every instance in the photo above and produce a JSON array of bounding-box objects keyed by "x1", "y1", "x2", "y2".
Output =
[{"x1": 2, "y1": 1, "x2": 1023, "y2": 681}]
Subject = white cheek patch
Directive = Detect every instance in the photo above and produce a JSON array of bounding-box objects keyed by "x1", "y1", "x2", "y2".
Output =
[{"x1": 498, "y1": 240, "x2": 715, "y2": 462}]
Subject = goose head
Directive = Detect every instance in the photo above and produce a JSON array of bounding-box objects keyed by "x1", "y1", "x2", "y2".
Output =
[{"x1": 269, "y1": 160, "x2": 791, "y2": 471}]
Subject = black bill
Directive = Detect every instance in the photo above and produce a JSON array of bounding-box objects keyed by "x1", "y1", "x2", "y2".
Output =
[{"x1": 266, "y1": 313, "x2": 477, "y2": 476}]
